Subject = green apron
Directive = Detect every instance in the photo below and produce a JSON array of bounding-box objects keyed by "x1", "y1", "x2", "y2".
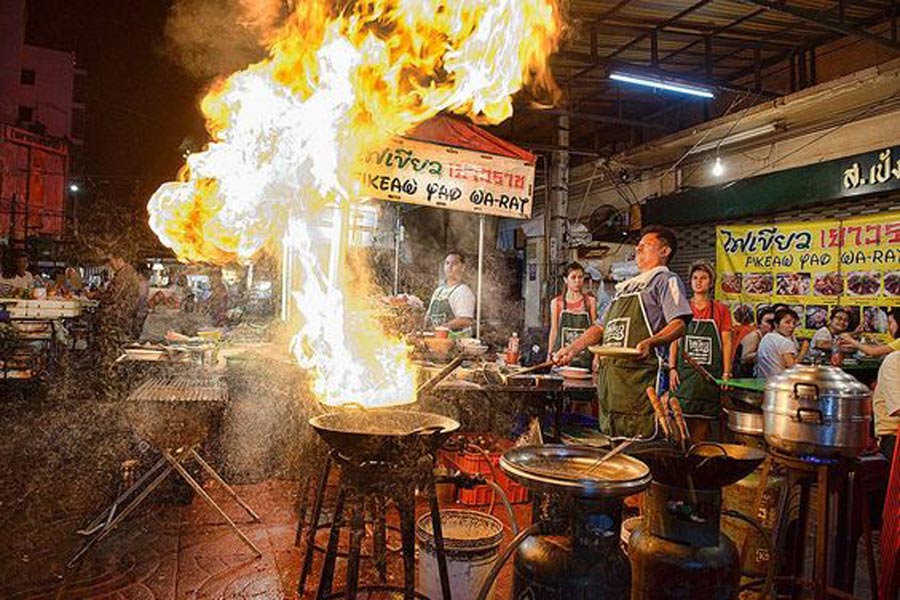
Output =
[
  {"x1": 675, "y1": 315, "x2": 724, "y2": 418},
  {"x1": 553, "y1": 295, "x2": 593, "y2": 370},
  {"x1": 597, "y1": 291, "x2": 661, "y2": 439},
  {"x1": 426, "y1": 284, "x2": 473, "y2": 337}
]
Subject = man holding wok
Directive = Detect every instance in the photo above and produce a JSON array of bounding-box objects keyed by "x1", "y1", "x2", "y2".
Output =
[{"x1": 554, "y1": 226, "x2": 692, "y2": 439}]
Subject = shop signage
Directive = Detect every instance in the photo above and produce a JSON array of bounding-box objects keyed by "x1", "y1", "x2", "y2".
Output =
[
  {"x1": 352, "y1": 136, "x2": 535, "y2": 219},
  {"x1": 840, "y1": 146, "x2": 900, "y2": 197},
  {"x1": 716, "y1": 212, "x2": 899, "y2": 339}
]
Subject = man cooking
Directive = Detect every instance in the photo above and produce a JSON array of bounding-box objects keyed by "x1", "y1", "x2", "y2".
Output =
[
  {"x1": 425, "y1": 251, "x2": 476, "y2": 336},
  {"x1": 555, "y1": 226, "x2": 692, "y2": 439}
]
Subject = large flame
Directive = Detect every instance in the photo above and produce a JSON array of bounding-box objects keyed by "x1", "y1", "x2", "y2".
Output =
[{"x1": 148, "y1": 0, "x2": 561, "y2": 407}]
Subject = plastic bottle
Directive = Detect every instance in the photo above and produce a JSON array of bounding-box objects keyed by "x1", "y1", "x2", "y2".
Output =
[
  {"x1": 830, "y1": 338, "x2": 843, "y2": 367},
  {"x1": 506, "y1": 332, "x2": 520, "y2": 365}
]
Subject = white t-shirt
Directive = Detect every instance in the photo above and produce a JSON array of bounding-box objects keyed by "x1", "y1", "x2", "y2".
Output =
[
  {"x1": 0, "y1": 272, "x2": 34, "y2": 289},
  {"x1": 873, "y1": 351, "x2": 900, "y2": 436},
  {"x1": 756, "y1": 332, "x2": 798, "y2": 379},
  {"x1": 446, "y1": 283, "x2": 476, "y2": 319}
]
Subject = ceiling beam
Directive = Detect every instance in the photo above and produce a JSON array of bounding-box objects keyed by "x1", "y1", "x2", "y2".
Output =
[
  {"x1": 526, "y1": 108, "x2": 674, "y2": 132},
  {"x1": 731, "y1": 0, "x2": 900, "y2": 52}
]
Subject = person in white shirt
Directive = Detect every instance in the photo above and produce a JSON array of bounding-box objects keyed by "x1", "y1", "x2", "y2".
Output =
[
  {"x1": 425, "y1": 252, "x2": 476, "y2": 335},
  {"x1": 756, "y1": 308, "x2": 809, "y2": 379},
  {"x1": 0, "y1": 252, "x2": 35, "y2": 290},
  {"x1": 811, "y1": 307, "x2": 853, "y2": 355},
  {"x1": 872, "y1": 308, "x2": 900, "y2": 459}
]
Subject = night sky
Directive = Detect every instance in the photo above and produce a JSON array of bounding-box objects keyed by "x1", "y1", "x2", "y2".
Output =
[{"x1": 26, "y1": 0, "x2": 208, "y2": 186}]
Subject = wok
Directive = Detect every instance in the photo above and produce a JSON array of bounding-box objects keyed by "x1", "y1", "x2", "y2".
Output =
[
  {"x1": 628, "y1": 442, "x2": 765, "y2": 489},
  {"x1": 309, "y1": 409, "x2": 459, "y2": 462}
]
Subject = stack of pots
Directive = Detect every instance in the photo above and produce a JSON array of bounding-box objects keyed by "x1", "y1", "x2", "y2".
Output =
[{"x1": 763, "y1": 365, "x2": 872, "y2": 458}]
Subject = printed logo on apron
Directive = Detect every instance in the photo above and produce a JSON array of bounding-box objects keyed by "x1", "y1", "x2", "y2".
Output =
[
  {"x1": 685, "y1": 334, "x2": 713, "y2": 366},
  {"x1": 561, "y1": 326, "x2": 584, "y2": 347},
  {"x1": 602, "y1": 317, "x2": 630, "y2": 347}
]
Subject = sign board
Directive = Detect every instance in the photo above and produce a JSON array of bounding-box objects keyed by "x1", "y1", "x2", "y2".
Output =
[
  {"x1": 716, "y1": 212, "x2": 899, "y2": 340},
  {"x1": 352, "y1": 136, "x2": 535, "y2": 219}
]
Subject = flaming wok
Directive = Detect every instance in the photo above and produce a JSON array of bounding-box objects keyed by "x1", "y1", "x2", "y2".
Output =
[{"x1": 309, "y1": 409, "x2": 459, "y2": 462}]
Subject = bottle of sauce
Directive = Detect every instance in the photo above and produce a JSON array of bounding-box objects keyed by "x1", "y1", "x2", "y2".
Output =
[
  {"x1": 830, "y1": 337, "x2": 843, "y2": 367},
  {"x1": 506, "y1": 332, "x2": 520, "y2": 365}
]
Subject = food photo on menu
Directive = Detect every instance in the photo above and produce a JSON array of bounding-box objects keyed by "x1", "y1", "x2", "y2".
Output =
[
  {"x1": 743, "y1": 272, "x2": 773, "y2": 295},
  {"x1": 813, "y1": 272, "x2": 843, "y2": 296},
  {"x1": 806, "y1": 305, "x2": 828, "y2": 330},
  {"x1": 721, "y1": 272, "x2": 742, "y2": 294},
  {"x1": 776, "y1": 272, "x2": 811, "y2": 296},
  {"x1": 883, "y1": 271, "x2": 900, "y2": 296},
  {"x1": 846, "y1": 270, "x2": 882, "y2": 296}
]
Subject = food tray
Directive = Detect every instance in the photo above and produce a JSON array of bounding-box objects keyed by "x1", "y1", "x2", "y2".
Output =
[{"x1": 588, "y1": 345, "x2": 641, "y2": 358}]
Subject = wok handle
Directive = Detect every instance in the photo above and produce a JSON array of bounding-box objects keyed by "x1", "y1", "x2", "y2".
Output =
[
  {"x1": 795, "y1": 407, "x2": 824, "y2": 424},
  {"x1": 792, "y1": 382, "x2": 820, "y2": 401}
]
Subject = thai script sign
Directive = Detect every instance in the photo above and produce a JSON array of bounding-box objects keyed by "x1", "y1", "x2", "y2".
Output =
[
  {"x1": 716, "y1": 212, "x2": 899, "y2": 339},
  {"x1": 352, "y1": 136, "x2": 535, "y2": 219}
]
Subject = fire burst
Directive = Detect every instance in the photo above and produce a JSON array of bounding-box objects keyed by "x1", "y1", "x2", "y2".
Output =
[{"x1": 147, "y1": 0, "x2": 561, "y2": 407}]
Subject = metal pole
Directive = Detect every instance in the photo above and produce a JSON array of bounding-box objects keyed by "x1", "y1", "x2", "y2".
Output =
[
  {"x1": 476, "y1": 214, "x2": 484, "y2": 340},
  {"x1": 393, "y1": 205, "x2": 401, "y2": 295},
  {"x1": 329, "y1": 199, "x2": 351, "y2": 286}
]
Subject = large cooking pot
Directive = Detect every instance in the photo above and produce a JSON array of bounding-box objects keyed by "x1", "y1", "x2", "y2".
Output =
[{"x1": 763, "y1": 365, "x2": 871, "y2": 458}]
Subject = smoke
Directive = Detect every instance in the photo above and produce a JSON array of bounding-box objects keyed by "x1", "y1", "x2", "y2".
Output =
[{"x1": 162, "y1": 0, "x2": 285, "y2": 79}]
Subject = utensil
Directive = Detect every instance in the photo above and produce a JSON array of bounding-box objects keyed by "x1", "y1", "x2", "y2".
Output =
[
  {"x1": 498, "y1": 360, "x2": 555, "y2": 385},
  {"x1": 646, "y1": 387, "x2": 672, "y2": 439},
  {"x1": 628, "y1": 443, "x2": 765, "y2": 489},
  {"x1": 668, "y1": 396, "x2": 690, "y2": 452},
  {"x1": 581, "y1": 439, "x2": 634, "y2": 476},
  {"x1": 678, "y1": 347, "x2": 718, "y2": 385},
  {"x1": 416, "y1": 356, "x2": 465, "y2": 394},
  {"x1": 557, "y1": 366, "x2": 592, "y2": 380}
]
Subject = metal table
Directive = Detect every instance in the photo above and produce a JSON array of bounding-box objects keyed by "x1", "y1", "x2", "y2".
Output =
[{"x1": 70, "y1": 375, "x2": 262, "y2": 566}]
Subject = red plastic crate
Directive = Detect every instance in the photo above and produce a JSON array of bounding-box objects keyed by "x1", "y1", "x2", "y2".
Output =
[{"x1": 439, "y1": 434, "x2": 529, "y2": 505}]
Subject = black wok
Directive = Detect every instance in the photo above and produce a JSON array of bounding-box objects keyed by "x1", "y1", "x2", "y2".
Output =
[
  {"x1": 628, "y1": 442, "x2": 765, "y2": 489},
  {"x1": 309, "y1": 409, "x2": 459, "y2": 462}
]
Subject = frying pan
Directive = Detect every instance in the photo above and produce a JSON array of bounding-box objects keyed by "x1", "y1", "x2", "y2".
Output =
[{"x1": 309, "y1": 409, "x2": 460, "y2": 462}]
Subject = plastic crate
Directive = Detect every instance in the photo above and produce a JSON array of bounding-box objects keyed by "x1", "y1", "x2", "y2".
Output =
[{"x1": 440, "y1": 434, "x2": 529, "y2": 505}]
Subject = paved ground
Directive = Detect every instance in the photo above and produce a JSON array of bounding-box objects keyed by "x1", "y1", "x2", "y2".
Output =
[{"x1": 0, "y1": 375, "x2": 884, "y2": 599}]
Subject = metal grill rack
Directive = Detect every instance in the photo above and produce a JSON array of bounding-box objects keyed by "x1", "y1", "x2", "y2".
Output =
[{"x1": 70, "y1": 374, "x2": 262, "y2": 566}]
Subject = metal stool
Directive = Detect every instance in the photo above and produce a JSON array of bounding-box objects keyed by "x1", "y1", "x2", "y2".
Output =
[{"x1": 297, "y1": 451, "x2": 452, "y2": 600}]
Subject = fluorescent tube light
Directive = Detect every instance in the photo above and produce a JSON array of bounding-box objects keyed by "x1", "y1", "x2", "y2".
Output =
[
  {"x1": 609, "y1": 72, "x2": 714, "y2": 99},
  {"x1": 687, "y1": 123, "x2": 779, "y2": 155}
]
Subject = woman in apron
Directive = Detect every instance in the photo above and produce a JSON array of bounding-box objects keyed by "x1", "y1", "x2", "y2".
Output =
[
  {"x1": 547, "y1": 262, "x2": 597, "y2": 370},
  {"x1": 668, "y1": 263, "x2": 732, "y2": 441}
]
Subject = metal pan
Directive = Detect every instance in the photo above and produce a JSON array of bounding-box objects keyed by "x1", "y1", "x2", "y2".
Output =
[
  {"x1": 309, "y1": 409, "x2": 460, "y2": 462},
  {"x1": 500, "y1": 444, "x2": 651, "y2": 498},
  {"x1": 628, "y1": 442, "x2": 764, "y2": 489}
]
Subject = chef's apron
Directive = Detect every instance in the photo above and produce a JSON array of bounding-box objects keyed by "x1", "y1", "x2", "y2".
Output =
[
  {"x1": 553, "y1": 295, "x2": 593, "y2": 370},
  {"x1": 674, "y1": 315, "x2": 724, "y2": 418},
  {"x1": 425, "y1": 284, "x2": 473, "y2": 337},
  {"x1": 597, "y1": 291, "x2": 661, "y2": 439}
]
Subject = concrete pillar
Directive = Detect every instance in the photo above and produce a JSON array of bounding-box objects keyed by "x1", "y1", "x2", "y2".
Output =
[{"x1": 547, "y1": 114, "x2": 570, "y2": 295}]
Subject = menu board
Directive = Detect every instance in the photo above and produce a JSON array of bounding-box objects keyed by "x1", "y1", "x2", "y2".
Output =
[{"x1": 716, "y1": 212, "x2": 899, "y2": 340}]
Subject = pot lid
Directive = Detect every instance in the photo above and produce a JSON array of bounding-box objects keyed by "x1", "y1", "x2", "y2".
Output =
[
  {"x1": 765, "y1": 365, "x2": 870, "y2": 398},
  {"x1": 500, "y1": 444, "x2": 651, "y2": 498}
]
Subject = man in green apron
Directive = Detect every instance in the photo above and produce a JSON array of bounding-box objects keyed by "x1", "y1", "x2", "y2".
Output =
[
  {"x1": 425, "y1": 251, "x2": 476, "y2": 337},
  {"x1": 554, "y1": 227, "x2": 692, "y2": 439}
]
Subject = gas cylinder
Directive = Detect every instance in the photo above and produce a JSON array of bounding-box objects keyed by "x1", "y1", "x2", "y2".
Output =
[
  {"x1": 514, "y1": 496, "x2": 632, "y2": 599},
  {"x1": 629, "y1": 482, "x2": 741, "y2": 600}
]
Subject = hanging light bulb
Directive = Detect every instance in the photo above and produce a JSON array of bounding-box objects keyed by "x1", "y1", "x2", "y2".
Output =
[{"x1": 711, "y1": 156, "x2": 724, "y2": 177}]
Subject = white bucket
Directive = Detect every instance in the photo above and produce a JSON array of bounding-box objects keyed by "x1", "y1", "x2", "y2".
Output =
[{"x1": 416, "y1": 509, "x2": 504, "y2": 600}]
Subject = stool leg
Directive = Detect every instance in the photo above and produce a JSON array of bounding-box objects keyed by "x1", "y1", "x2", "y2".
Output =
[
  {"x1": 316, "y1": 482, "x2": 347, "y2": 600},
  {"x1": 398, "y1": 493, "x2": 417, "y2": 600},
  {"x1": 426, "y1": 476, "x2": 452, "y2": 600},
  {"x1": 295, "y1": 474, "x2": 312, "y2": 546},
  {"x1": 859, "y1": 491, "x2": 879, "y2": 600},
  {"x1": 345, "y1": 490, "x2": 364, "y2": 600},
  {"x1": 299, "y1": 453, "x2": 333, "y2": 594},
  {"x1": 372, "y1": 495, "x2": 387, "y2": 583},
  {"x1": 814, "y1": 466, "x2": 828, "y2": 600}
]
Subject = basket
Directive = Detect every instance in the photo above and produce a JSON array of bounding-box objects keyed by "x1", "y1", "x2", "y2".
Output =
[{"x1": 440, "y1": 434, "x2": 529, "y2": 505}]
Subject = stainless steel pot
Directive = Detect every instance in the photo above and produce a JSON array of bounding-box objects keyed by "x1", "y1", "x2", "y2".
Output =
[
  {"x1": 763, "y1": 365, "x2": 871, "y2": 458},
  {"x1": 724, "y1": 408, "x2": 764, "y2": 436}
]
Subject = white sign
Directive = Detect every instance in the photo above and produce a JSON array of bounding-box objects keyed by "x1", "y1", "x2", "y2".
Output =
[{"x1": 353, "y1": 136, "x2": 535, "y2": 219}]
